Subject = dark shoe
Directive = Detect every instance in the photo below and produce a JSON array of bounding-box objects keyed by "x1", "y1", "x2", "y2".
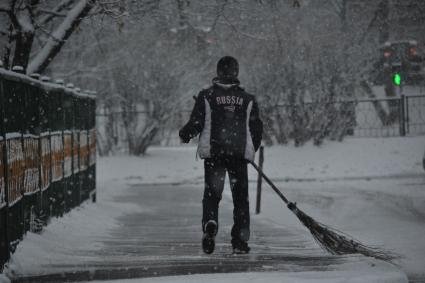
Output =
[
  {"x1": 202, "y1": 220, "x2": 217, "y2": 254},
  {"x1": 231, "y1": 238, "x2": 250, "y2": 254}
]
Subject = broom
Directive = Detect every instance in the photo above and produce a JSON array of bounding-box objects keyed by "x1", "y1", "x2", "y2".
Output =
[{"x1": 249, "y1": 161, "x2": 396, "y2": 262}]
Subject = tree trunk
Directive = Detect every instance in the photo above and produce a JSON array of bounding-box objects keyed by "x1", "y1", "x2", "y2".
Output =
[
  {"x1": 12, "y1": 31, "x2": 34, "y2": 70},
  {"x1": 360, "y1": 80, "x2": 390, "y2": 125},
  {"x1": 2, "y1": 0, "x2": 18, "y2": 69},
  {"x1": 135, "y1": 126, "x2": 159, "y2": 156},
  {"x1": 2, "y1": 22, "x2": 14, "y2": 69},
  {"x1": 378, "y1": 0, "x2": 390, "y2": 44}
]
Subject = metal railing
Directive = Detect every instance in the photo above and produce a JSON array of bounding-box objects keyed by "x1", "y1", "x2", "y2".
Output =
[
  {"x1": 405, "y1": 95, "x2": 425, "y2": 135},
  {"x1": 350, "y1": 95, "x2": 425, "y2": 137},
  {"x1": 95, "y1": 95, "x2": 424, "y2": 154},
  {"x1": 0, "y1": 69, "x2": 96, "y2": 270},
  {"x1": 269, "y1": 95, "x2": 425, "y2": 142}
]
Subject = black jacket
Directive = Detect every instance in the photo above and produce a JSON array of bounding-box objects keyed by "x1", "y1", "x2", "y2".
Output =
[{"x1": 179, "y1": 78, "x2": 263, "y2": 161}]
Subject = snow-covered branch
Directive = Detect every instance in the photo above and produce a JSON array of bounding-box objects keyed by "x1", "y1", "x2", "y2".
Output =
[
  {"x1": 37, "y1": 0, "x2": 76, "y2": 26},
  {"x1": 94, "y1": 0, "x2": 127, "y2": 19},
  {"x1": 36, "y1": 9, "x2": 67, "y2": 18},
  {"x1": 27, "y1": 0, "x2": 95, "y2": 74}
]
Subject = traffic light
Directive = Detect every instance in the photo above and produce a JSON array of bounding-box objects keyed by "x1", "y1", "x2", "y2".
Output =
[{"x1": 393, "y1": 73, "x2": 401, "y2": 86}]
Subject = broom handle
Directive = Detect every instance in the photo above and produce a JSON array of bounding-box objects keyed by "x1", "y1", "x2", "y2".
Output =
[{"x1": 249, "y1": 161, "x2": 290, "y2": 205}]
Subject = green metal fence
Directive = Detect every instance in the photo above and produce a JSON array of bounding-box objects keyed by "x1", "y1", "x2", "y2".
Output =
[{"x1": 0, "y1": 69, "x2": 96, "y2": 270}]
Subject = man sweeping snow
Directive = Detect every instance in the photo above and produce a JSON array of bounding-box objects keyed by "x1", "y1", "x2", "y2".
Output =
[{"x1": 179, "y1": 56, "x2": 263, "y2": 254}]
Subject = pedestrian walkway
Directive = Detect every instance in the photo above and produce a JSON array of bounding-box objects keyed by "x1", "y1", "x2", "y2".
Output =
[{"x1": 13, "y1": 184, "x2": 404, "y2": 282}]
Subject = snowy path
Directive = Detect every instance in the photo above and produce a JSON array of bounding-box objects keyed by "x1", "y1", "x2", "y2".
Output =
[
  {"x1": 6, "y1": 136, "x2": 424, "y2": 283},
  {"x1": 13, "y1": 183, "x2": 406, "y2": 282}
]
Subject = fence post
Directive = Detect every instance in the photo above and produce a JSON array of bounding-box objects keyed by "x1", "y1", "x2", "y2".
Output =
[
  {"x1": 0, "y1": 77, "x2": 10, "y2": 269},
  {"x1": 399, "y1": 94, "x2": 406, "y2": 137},
  {"x1": 255, "y1": 146, "x2": 264, "y2": 215},
  {"x1": 91, "y1": 97, "x2": 96, "y2": 203},
  {"x1": 405, "y1": 96, "x2": 410, "y2": 135}
]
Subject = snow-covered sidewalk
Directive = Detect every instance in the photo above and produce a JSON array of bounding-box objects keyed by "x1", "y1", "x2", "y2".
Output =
[
  {"x1": 86, "y1": 266, "x2": 407, "y2": 283},
  {"x1": 2, "y1": 136, "x2": 424, "y2": 283}
]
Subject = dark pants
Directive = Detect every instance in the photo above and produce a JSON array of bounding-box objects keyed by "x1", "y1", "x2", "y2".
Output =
[{"x1": 202, "y1": 157, "x2": 250, "y2": 242}]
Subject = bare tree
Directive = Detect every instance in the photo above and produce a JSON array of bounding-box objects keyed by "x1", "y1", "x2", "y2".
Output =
[
  {"x1": 0, "y1": 0, "x2": 125, "y2": 74},
  {"x1": 36, "y1": 0, "x2": 424, "y2": 152},
  {"x1": 112, "y1": 59, "x2": 181, "y2": 155}
]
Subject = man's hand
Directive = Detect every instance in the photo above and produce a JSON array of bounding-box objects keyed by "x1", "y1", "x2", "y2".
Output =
[{"x1": 179, "y1": 130, "x2": 190, "y2": 143}]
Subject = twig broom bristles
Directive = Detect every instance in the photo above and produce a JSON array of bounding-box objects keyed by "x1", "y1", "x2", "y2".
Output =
[{"x1": 249, "y1": 161, "x2": 396, "y2": 262}]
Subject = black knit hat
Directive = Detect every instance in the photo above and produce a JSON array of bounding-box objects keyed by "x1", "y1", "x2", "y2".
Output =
[{"x1": 217, "y1": 56, "x2": 239, "y2": 79}]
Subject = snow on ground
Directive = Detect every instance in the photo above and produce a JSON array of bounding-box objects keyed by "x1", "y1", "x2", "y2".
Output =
[
  {"x1": 250, "y1": 137, "x2": 425, "y2": 279},
  {"x1": 99, "y1": 136, "x2": 424, "y2": 183},
  {"x1": 86, "y1": 263, "x2": 407, "y2": 283},
  {"x1": 2, "y1": 136, "x2": 424, "y2": 282},
  {"x1": 3, "y1": 171, "x2": 145, "y2": 278},
  {"x1": 252, "y1": 177, "x2": 425, "y2": 277},
  {"x1": 260, "y1": 136, "x2": 424, "y2": 180},
  {"x1": 97, "y1": 146, "x2": 203, "y2": 186}
]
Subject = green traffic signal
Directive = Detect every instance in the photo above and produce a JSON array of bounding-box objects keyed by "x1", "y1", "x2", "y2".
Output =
[{"x1": 393, "y1": 73, "x2": 401, "y2": 86}]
